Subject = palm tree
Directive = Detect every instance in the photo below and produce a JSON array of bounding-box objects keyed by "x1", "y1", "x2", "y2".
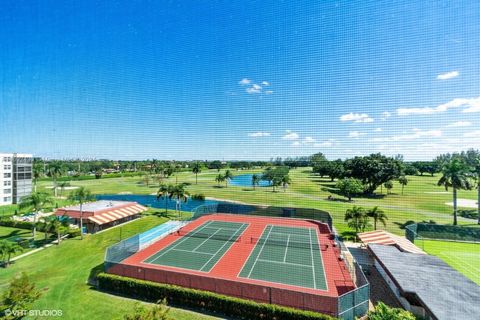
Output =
[
  {"x1": 398, "y1": 176, "x2": 408, "y2": 195},
  {"x1": 46, "y1": 161, "x2": 65, "y2": 197},
  {"x1": 169, "y1": 184, "x2": 189, "y2": 217},
  {"x1": 215, "y1": 174, "x2": 225, "y2": 187},
  {"x1": 19, "y1": 192, "x2": 53, "y2": 239},
  {"x1": 192, "y1": 162, "x2": 202, "y2": 185},
  {"x1": 224, "y1": 170, "x2": 234, "y2": 187},
  {"x1": 437, "y1": 158, "x2": 473, "y2": 225},
  {"x1": 367, "y1": 206, "x2": 388, "y2": 230},
  {"x1": 50, "y1": 218, "x2": 69, "y2": 245},
  {"x1": 143, "y1": 174, "x2": 151, "y2": 187},
  {"x1": 58, "y1": 181, "x2": 70, "y2": 197},
  {"x1": 383, "y1": 181, "x2": 393, "y2": 195},
  {"x1": 463, "y1": 149, "x2": 480, "y2": 224},
  {"x1": 32, "y1": 161, "x2": 44, "y2": 193},
  {"x1": 68, "y1": 187, "x2": 94, "y2": 240},
  {"x1": 251, "y1": 174, "x2": 260, "y2": 190},
  {"x1": 0, "y1": 240, "x2": 23, "y2": 267},
  {"x1": 344, "y1": 206, "x2": 369, "y2": 234},
  {"x1": 157, "y1": 184, "x2": 172, "y2": 214},
  {"x1": 281, "y1": 175, "x2": 291, "y2": 192}
]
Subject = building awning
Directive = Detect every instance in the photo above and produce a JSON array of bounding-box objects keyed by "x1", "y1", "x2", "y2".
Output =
[
  {"x1": 87, "y1": 204, "x2": 147, "y2": 225},
  {"x1": 358, "y1": 230, "x2": 425, "y2": 254}
]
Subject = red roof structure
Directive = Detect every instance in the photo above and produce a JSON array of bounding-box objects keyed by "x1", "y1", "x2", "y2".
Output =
[{"x1": 358, "y1": 230, "x2": 425, "y2": 254}]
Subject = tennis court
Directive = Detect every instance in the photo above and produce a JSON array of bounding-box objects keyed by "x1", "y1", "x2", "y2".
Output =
[
  {"x1": 144, "y1": 220, "x2": 248, "y2": 272},
  {"x1": 239, "y1": 225, "x2": 327, "y2": 290}
]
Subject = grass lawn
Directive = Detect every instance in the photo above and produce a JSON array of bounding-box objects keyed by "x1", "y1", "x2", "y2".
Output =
[
  {"x1": 0, "y1": 216, "x2": 220, "y2": 320},
  {"x1": 0, "y1": 226, "x2": 50, "y2": 258},
  {"x1": 37, "y1": 168, "x2": 480, "y2": 235},
  {"x1": 420, "y1": 239, "x2": 480, "y2": 285}
]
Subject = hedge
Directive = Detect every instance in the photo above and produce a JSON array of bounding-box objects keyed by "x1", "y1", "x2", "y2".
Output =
[
  {"x1": 38, "y1": 171, "x2": 146, "y2": 182},
  {"x1": 97, "y1": 273, "x2": 335, "y2": 320},
  {"x1": 0, "y1": 218, "x2": 34, "y2": 230}
]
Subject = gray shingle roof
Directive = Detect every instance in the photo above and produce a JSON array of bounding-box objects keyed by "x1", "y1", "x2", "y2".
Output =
[{"x1": 369, "y1": 244, "x2": 480, "y2": 320}]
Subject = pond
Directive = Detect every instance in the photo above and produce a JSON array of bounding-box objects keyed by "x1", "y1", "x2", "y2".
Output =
[
  {"x1": 96, "y1": 194, "x2": 227, "y2": 212},
  {"x1": 229, "y1": 174, "x2": 271, "y2": 187}
]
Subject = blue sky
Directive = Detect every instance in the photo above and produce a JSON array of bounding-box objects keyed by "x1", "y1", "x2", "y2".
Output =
[{"x1": 1, "y1": 1, "x2": 479, "y2": 160}]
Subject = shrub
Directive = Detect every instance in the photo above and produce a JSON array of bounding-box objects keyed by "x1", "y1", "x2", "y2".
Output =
[
  {"x1": 190, "y1": 193, "x2": 205, "y2": 201},
  {"x1": 97, "y1": 273, "x2": 334, "y2": 320},
  {"x1": 368, "y1": 302, "x2": 415, "y2": 320},
  {"x1": 0, "y1": 218, "x2": 33, "y2": 230}
]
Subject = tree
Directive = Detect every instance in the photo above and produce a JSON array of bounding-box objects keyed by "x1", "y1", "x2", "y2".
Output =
[
  {"x1": 281, "y1": 175, "x2": 291, "y2": 192},
  {"x1": 367, "y1": 206, "x2": 388, "y2": 230},
  {"x1": 46, "y1": 161, "x2": 65, "y2": 197},
  {"x1": 437, "y1": 158, "x2": 473, "y2": 225},
  {"x1": 344, "y1": 154, "x2": 403, "y2": 194},
  {"x1": 462, "y1": 149, "x2": 480, "y2": 224},
  {"x1": 18, "y1": 192, "x2": 53, "y2": 239},
  {"x1": 0, "y1": 241, "x2": 23, "y2": 267},
  {"x1": 143, "y1": 174, "x2": 151, "y2": 187},
  {"x1": 215, "y1": 174, "x2": 225, "y2": 187},
  {"x1": 208, "y1": 160, "x2": 224, "y2": 171},
  {"x1": 32, "y1": 161, "x2": 44, "y2": 193},
  {"x1": 368, "y1": 302, "x2": 415, "y2": 320},
  {"x1": 68, "y1": 187, "x2": 94, "y2": 240},
  {"x1": 398, "y1": 176, "x2": 408, "y2": 195},
  {"x1": 384, "y1": 181, "x2": 393, "y2": 195},
  {"x1": 262, "y1": 166, "x2": 290, "y2": 192},
  {"x1": 169, "y1": 184, "x2": 189, "y2": 216},
  {"x1": 157, "y1": 184, "x2": 172, "y2": 214},
  {"x1": 123, "y1": 299, "x2": 171, "y2": 320},
  {"x1": 251, "y1": 174, "x2": 260, "y2": 190},
  {"x1": 0, "y1": 273, "x2": 41, "y2": 317},
  {"x1": 336, "y1": 178, "x2": 364, "y2": 201},
  {"x1": 328, "y1": 159, "x2": 345, "y2": 181},
  {"x1": 58, "y1": 181, "x2": 70, "y2": 197},
  {"x1": 344, "y1": 206, "x2": 369, "y2": 234},
  {"x1": 223, "y1": 170, "x2": 234, "y2": 187},
  {"x1": 191, "y1": 162, "x2": 202, "y2": 185},
  {"x1": 50, "y1": 219, "x2": 69, "y2": 245}
]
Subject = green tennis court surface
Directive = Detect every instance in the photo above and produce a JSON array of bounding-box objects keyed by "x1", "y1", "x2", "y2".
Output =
[
  {"x1": 420, "y1": 239, "x2": 480, "y2": 285},
  {"x1": 144, "y1": 220, "x2": 248, "y2": 272},
  {"x1": 239, "y1": 225, "x2": 327, "y2": 290}
]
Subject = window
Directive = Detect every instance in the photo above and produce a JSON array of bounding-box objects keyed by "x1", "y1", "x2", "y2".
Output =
[
  {"x1": 3, "y1": 181, "x2": 11, "y2": 186},
  {"x1": 3, "y1": 173, "x2": 11, "y2": 178},
  {"x1": 3, "y1": 197, "x2": 11, "y2": 202},
  {"x1": 4, "y1": 165, "x2": 11, "y2": 170},
  {"x1": 3, "y1": 188, "x2": 11, "y2": 194}
]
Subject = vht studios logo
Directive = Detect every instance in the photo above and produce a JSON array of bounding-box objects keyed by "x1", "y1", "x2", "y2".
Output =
[{"x1": 2, "y1": 309, "x2": 63, "y2": 317}]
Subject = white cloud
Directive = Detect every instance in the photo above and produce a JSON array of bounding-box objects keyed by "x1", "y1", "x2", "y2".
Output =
[
  {"x1": 265, "y1": 90, "x2": 273, "y2": 94},
  {"x1": 282, "y1": 130, "x2": 299, "y2": 140},
  {"x1": 397, "y1": 97, "x2": 480, "y2": 116},
  {"x1": 381, "y1": 112, "x2": 391, "y2": 120},
  {"x1": 303, "y1": 136, "x2": 316, "y2": 144},
  {"x1": 340, "y1": 113, "x2": 374, "y2": 123},
  {"x1": 246, "y1": 86, "x2": 262, "y2": 94},
  {"x1": 292, "y1": 141, "x2": 301, "y2": 146},
  {"x1": 446, "y1": 121, "x2": 472, "y2": 128},
  {"x1": 464, "y1": 130, "x2": 480, "y2": 138},
  {"x1": 349, "y1": 131, "x2": 366, "y2": 138},
  {"x1": 239, "y1": 78, "x2": 251, "y2": 85},
  {"x1": 314, "y1": 139, "x2": 336, "y2": 147},
  {"x1": 372, "y1": 129, "x2": 442, "y2": 142},
  {"x1": 374, "y1": 128, "x2": 383, "y2": 132},
  {"x1": 437, "y1": 71, "x2": 459, "y2": 80},
  {"x1": 261, "y1": 81, "x2": 270, "y2": 86},
  {"x1": 248, "y1": 132, "x2": 271, "y2": 137}
]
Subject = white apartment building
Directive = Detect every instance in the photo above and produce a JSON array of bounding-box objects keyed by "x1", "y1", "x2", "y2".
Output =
[{"x1": 0, "y1": 153, "x2": 33, "y2": 205}]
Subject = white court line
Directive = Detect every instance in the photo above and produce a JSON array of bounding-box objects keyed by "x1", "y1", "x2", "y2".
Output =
[
  {"x1": 283, "y1": 234, "x2": 290, "y2": 263},
  {"x1": 257, "y1": 258, "x2": 313, "y2": 269},
  {"x1": 199, "y1": 223, "x2": 247, "y2": 272},
  {"x1": 171, "y1": 248, "x2": 214, "y2": 256},
  {"x1": 247, "y1": 225, "x2": 274, "y2": 278},
  {"x1": 192, "y1": 229, "x2": 222, "y2": 252},
  {"x1": 147, "y1": 220, "x2": 215, "y2": 264},
  {"x1": 309, "y1": 228, "x2": 317, "y2": 289}
]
